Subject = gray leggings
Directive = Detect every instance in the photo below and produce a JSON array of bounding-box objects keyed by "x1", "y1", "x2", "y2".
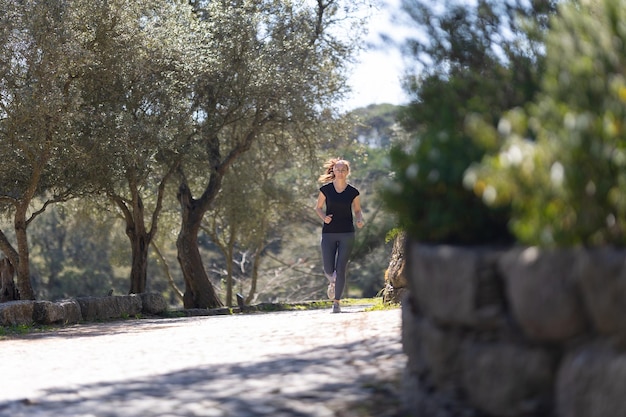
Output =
[{"x1": 321, "y1": 232, "x2": 355, "y2": 300}]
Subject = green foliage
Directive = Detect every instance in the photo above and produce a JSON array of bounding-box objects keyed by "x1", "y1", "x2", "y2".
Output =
[
  {"x1": 18, "y1": 107, "x2": 397, "y2": 305},
  {"x1": 252, "y1": 298, "x2": 385, "y2": 312},
  {"x1": 0, "y1": 323, "x2": 53, "y2": 338},
  {"x1": 351, "y1": 104, "x2": 402, "y2": 148},
  {"x1": 364, "y1": 298, "x2": 400, "y2": 312},
  {"x1": 468, "y1": 0, "x2": 626, "y2": 247},
  {"x1": 0, "y1": 324, "x2": 31, "y2": 335},
  {"x1": 26, "y1": 203, "x2": 131, "y2": 299},
  {"x1": 382, "y1": 0, "x2": 552, "y2": 244},
  {"x1": 0, "y1": 0, "x2": 367, "y2": 302},
  {"x1": 0, "y1": 0, "x2": 398, "y2": 304},
  {"x1": 383, "y1": 137, "x2": 512, "y2": 244}
]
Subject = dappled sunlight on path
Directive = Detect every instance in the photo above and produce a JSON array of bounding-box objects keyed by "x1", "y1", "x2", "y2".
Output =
[{"x1": 1, "y1": 307, "x2": 405, "y2": 416}]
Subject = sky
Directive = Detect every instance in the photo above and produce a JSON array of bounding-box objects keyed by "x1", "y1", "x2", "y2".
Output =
[{"x1": 340, "y1": 0, "x2": 414, "y2": 111}]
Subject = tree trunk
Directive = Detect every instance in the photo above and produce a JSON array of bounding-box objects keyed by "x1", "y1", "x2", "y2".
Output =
[
  {"x1": 176, "y1": 182, "x2": 223, "y2": 309},
  {"x1": 0, "y1": 258, "x2": 18, "y2": 302},
  {"x1": 383, "y1": 231, "x2": 408, "y2": 304},
  {"x1": 175, "y1": 130, "x2": 257, "y2": 309},
  {"x1": 128, "y1": 230, "x2": 149, "y2": 294},
  {"x1": 114, "y1": 193, "x2": 153, "y2": 295},
  {"x1": 114, "y1": 175, "x2": 172, "y2": 296},
  {"x1": 177, "y1": 224, "x2": 223, "y2": 309},
  {"x1": 15, "y1": 206, "x2": 35, "y2": 300}
]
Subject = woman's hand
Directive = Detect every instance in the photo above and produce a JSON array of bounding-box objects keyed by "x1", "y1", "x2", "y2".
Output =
[
  {"x1": 356, "y1": 219, "x2": 364, "y2": 229},
  {"x1": 324, "y1": 214, "x2": 333, "y2": 224}
]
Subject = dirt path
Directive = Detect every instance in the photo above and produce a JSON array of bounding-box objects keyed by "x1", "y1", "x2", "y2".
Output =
[{"x1": 0, "y1": 306, "x2": 405, "y2": 417}]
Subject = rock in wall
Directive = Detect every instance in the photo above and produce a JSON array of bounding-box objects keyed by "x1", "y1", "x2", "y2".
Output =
[{"x1": 402, "y1": 241, "x2": 626, "y2": 417}]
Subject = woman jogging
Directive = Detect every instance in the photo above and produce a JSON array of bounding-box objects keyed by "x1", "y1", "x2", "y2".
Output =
[{"x1": 314, "y1": 158, "x2": 364, "y2": 313}]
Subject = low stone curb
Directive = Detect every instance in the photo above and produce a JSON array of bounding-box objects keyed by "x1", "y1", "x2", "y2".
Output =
[
  {"x1": 0, "y1": 293, "x2": 168, "y2": 327},
  {"x1": 0, "y1": 297, "x2": 345, "y2": 327}
]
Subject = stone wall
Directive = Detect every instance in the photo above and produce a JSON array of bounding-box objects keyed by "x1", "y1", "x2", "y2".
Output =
[
  {"x1": 401, "y1": 242, "x2": 626, "y2": 417},
  {"x1": 0, "y1": 293, "x2": 168, "y2": 326}
]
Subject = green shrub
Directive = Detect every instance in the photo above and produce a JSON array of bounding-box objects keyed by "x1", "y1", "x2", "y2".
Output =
[
  {"x1": 381, "y1": 0, "x2": 549, "y2": 245},
  {"x1": 382, "y1": 130, "x2": 513, "y2": 245},
  {"x1": 467, "y1": 0, "x2": 626, "y2": 247}
]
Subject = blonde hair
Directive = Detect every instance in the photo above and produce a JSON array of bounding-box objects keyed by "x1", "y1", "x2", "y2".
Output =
[{"x1": 318, "y1": 158, "x2": 351, "y2": 183}]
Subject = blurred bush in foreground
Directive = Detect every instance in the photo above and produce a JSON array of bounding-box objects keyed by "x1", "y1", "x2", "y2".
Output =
[
  {"x1": 467, "y1": 0, "x2": 626, "y2": 247},
  {"x1": 382, "y1": 0, "x2": 552, "y2": 245}
]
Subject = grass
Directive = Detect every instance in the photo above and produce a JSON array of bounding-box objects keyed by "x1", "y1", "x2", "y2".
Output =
[
  {"x1": 251, "y1": 297, "x2": 400, "y2": 313},
  {"x1": 255, "y1": 297, "x2": 395, "y2": 309},
  {"x1": 363, "y1": 298, "x2": 401, "y2": 312},
  {"x1": 0, "y1": 323, "x2": 33, "y2": 337},
  {"x1": 0, "y1": 323, "x2": 52, "y2": 339}
]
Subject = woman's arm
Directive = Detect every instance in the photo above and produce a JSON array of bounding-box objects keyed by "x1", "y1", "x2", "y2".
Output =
[
  {"x1": 352, "y1": 195, "x2": 364, "y2": 228},
  {"x1": 315, "y1": 191, "x2": 333, "y2": 224}
]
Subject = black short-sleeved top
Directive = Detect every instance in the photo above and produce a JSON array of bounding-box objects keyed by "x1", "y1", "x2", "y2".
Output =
[{"x1": 320, "y1": 183, "x2": 360, "y2": 233}]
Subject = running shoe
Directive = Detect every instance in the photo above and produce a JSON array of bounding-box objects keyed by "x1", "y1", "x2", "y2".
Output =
[
  {"x1": 332, "y1": 302, "x2": 341, "y2": 314},
  {"x1": 326, "y1": 271, "x2": 336, "y2": 299}
]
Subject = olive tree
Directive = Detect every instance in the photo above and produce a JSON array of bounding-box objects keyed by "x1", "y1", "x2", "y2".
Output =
[
  {"x1": 71, "y1": 0, "x2": 201, "y2": 294},
  {"x1": 0, "y1": 1, "x2": 100, "y2": 299},
  {"x1": 176, "y1": 0, "x2": 365, "y2": 308}
]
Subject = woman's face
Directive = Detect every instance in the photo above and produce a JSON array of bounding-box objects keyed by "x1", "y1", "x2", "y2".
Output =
[{"x1": 333, "y1": 163, "x2": 349, "y2": 177}]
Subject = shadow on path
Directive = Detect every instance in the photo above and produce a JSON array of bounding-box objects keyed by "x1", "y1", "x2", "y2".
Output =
[{"x1": 1, "y1": 333, "x2": 406, "y2": 417}]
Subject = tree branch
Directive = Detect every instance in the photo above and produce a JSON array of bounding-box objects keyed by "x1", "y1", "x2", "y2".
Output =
[
  {"x1": 25, "y1": 191, "x2": 74, "y2": 227},
  {"x1": 151, "y1": 240, "x2": 184, "y2": 301}
]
